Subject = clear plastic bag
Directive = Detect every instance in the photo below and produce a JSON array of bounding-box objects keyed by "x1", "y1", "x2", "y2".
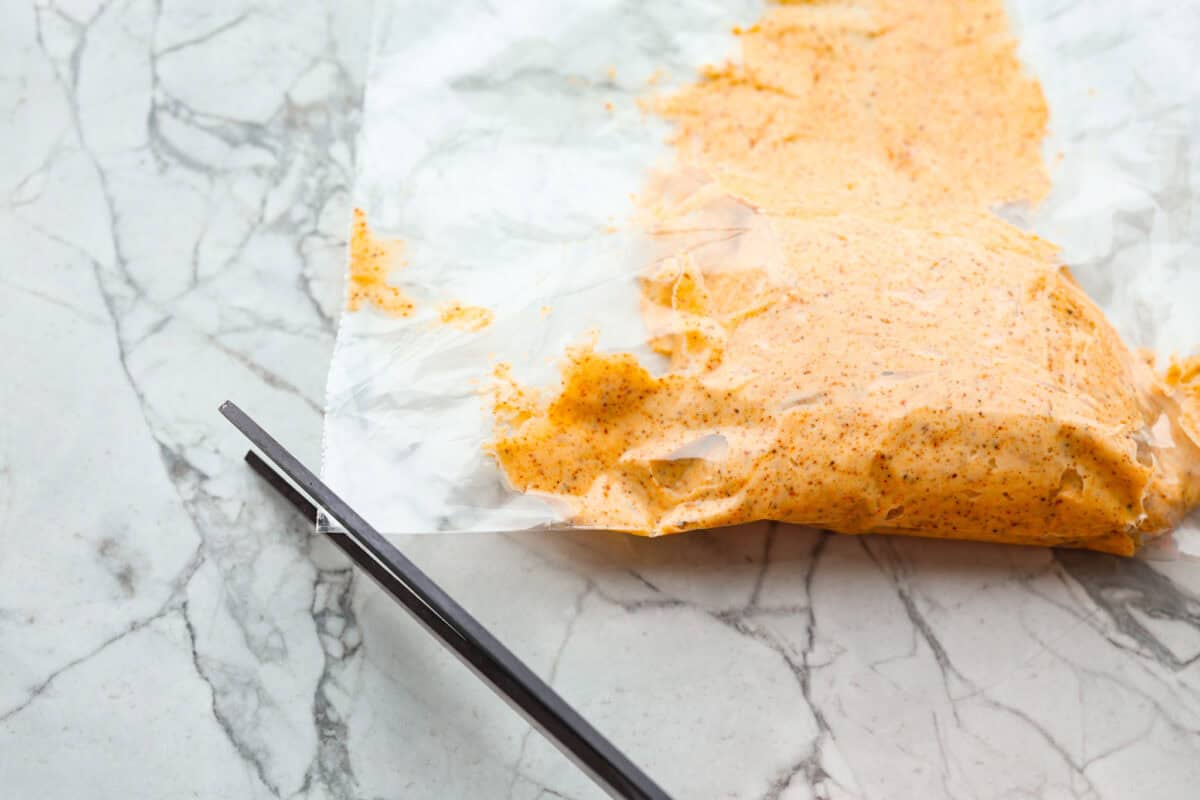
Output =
[{"x1": 321, "y1": 0, "x2": 1200, "y2": 555}]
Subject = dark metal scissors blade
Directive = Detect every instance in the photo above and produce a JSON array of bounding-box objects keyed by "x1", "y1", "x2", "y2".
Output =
[{"x1": 221, "y1": 401, "x2": 673, "y2": 800}]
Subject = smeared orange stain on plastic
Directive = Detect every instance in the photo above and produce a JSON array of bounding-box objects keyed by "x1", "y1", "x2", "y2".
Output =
[
  {"x1": 491, "y1": 0, "x2": 1200, "y2": 554},
  {"x1": 347, "y1": 207, "x2": 414, "y2": 317},
  {"x1": 438, "y1": 301, "x2": 494, "y2": 332}
]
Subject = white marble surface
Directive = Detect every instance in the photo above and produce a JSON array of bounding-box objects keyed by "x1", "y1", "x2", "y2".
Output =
[{"x1": 5, "y1": 1, "x2": 1200, "y2": 799}]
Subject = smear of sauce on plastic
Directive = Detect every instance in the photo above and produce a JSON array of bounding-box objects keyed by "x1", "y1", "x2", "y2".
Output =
[
  {"x1": 491, "y1": 0, "x2": 1200, "y2": 555},
  {"x1": 346, "y1": 209, "x2": 495, "y2": 330},
  {"x1": 438, "y1": 301, "x2": 494, "y2": 332},
  {"x1": 346, "y1": 208, "x2": 414, "y2": 317}
]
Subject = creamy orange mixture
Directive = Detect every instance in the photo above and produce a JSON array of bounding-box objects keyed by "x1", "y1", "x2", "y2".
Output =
[
  {"x1": 347, "y1": 209, "x2": 493, "y2": 330},
  {"x1": 347, "y1": 208, "x2": 414, "y2": 317},
  {"x1": 490, "y1": 0, "x2": 1200, "y2": 554}
]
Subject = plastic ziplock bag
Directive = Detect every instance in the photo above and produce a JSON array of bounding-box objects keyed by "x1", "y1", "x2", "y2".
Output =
[{"x1": 321, "y1": 0, "x2": 1200, "y2": 556}]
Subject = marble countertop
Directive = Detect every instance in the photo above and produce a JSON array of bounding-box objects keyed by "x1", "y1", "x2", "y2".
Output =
[{"x1": 5, "y1": 1, "x2": 1200, "y2": 799}]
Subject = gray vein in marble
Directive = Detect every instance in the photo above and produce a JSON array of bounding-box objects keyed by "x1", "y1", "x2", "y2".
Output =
[
  {"x1": 299, "y1": 566, "x2": 363, "y2": 800},
  {"x1": 1, "y1": 605, "x2": 172, "y2": 725},
  {"x1": 1056, "y1": 551, "x2": 1200, "y2": 669},
  {"x1": 181, "y1": 598, "x2": 284, "y2": 798}
]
